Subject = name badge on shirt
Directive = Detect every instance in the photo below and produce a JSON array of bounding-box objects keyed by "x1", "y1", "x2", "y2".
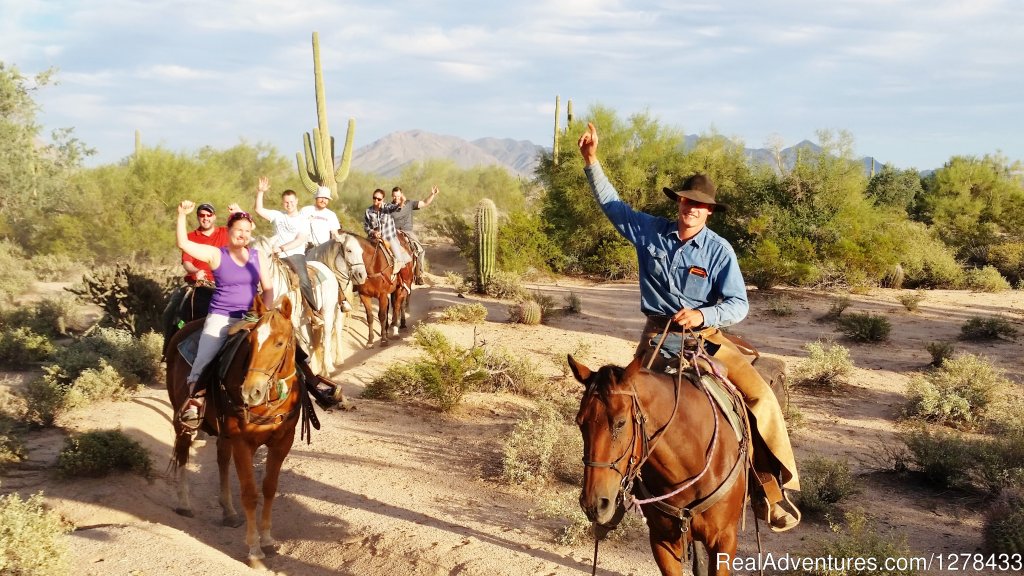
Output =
[{"x1": 688, "y1": 266, "x2": 708, "y2": 279}]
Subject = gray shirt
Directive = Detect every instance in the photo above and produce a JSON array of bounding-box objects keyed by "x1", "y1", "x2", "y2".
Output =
[{"x1": 391, "y1": 200, "x2": 422, "y2": 233}]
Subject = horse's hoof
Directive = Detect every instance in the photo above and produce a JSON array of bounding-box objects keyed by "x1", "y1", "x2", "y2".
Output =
[
  {"x1": 174, "y1": 507, "x2": 194, "y2": 518},
  {"x1": 338, "y1": 400, "x2": 356, "y2": 411},
  {"x1": 247, "y1": 556, "x2": 267, "y2": 570},
  {"x1": 223, "y1": 514, "x2": 244, "y2": 528}
]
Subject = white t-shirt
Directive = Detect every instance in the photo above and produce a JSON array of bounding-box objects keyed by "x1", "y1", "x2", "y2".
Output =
[
  {"x1": 264, "y1": 209, "x2": 309, "y2": 257},
  {"x1": 300, "y1": 205, "x2": 341, "y2": 246}
]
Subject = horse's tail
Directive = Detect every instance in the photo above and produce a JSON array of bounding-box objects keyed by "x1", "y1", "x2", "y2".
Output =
[{"x1": 167, "y1": 430, "x2": 193, "y2": 472}]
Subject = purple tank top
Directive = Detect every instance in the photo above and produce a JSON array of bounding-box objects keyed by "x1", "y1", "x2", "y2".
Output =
[{"x1": 209, "y1": 247, "x2": 261, "y2": 318}]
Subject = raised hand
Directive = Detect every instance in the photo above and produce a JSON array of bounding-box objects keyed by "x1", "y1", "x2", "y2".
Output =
[
  {"x1": 178, "y1": 200, "x2": 195, "y2": 215},
  {"x1": 257, "y1": 176, "x2": 270, "y2": 194},
  {"x1": 578, "y1": 122, "x2": 599, "y2": 166}
]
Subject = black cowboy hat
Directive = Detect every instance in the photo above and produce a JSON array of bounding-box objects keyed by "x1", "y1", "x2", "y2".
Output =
[{"x1": 663, "y1": 173, "x2": 727, "y2": 211}]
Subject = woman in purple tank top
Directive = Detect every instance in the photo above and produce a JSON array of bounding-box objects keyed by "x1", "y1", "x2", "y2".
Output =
[{"x1": 175, "y1": 195, "x2": 275, "y2": 430}]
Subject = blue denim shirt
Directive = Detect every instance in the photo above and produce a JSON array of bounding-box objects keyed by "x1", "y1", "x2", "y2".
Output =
[{"x1": 585, "y1": 162, "x2": 749, "y2": 328}]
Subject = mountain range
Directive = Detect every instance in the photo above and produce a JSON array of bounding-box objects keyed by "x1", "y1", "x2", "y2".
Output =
[{"x1": 349, "y1": 130, "x2": 885, "y2": 178}]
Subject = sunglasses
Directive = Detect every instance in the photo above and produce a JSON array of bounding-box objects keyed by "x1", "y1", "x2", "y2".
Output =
[
  {"x1": 373, "y1": 196, "x2": 384, "y2": 201},
  {"x1": 197, "y1": 212, "x2": 215, "y2": 218},
  {"x1": 227, "y1": 211, "x2": 254, "y2": 226}
]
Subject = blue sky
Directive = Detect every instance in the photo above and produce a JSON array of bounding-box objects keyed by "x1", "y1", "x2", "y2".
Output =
[{"x1": 3, "y1": 0, "x2": 1021, "y2": 171}]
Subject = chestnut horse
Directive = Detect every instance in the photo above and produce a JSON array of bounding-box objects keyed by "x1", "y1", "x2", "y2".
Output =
[
  {"x1": 166, "y1": 295, "x2": 303, "y2": 569},
  {"x1": 569, "y1": 354, "x2": 748, "y2": 576},
  {"x1": 348, "y1": 233, "x2": 414, "y2": 347}
]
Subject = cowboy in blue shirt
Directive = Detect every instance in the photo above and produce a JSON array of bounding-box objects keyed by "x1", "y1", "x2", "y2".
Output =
[{"x1": 578, "y1": 122, "x2": 801, "y2": 533}]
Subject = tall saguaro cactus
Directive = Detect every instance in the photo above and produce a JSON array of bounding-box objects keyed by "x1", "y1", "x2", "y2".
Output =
[
  {"x1": 296, "y1": 31, "x2": 356, "y2": 199},
  {"x1": 553, "y1": 95, "x2": 561, "y2": 166},
  {"x1": 475, "y1": 199, "x2": 497, "y2": 293}
]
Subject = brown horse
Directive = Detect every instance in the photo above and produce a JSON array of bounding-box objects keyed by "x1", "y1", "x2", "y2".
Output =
[
  {"x1": 349, "y1": 233, "x2": 414, "y2": 347},
  {"x1": 166, "y1": 295, "x2": 302, "y2": 569},
  {"x1": 570, "y1": 354, "x2": 748, "y2": 576}
]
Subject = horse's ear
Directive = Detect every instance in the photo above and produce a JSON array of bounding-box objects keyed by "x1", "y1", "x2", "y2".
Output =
[
  {"x1": 567, "y1": 354, "x2": 593, "y2": 386},
  {"x1": 278, "y1": 295, "x2": 293, "y2": 318},
  {"x1": 624, "y1": 354, "x2": 643, "y2": 381}
]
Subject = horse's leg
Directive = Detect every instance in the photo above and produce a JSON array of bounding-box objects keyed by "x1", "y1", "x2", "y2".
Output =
[
  {"x1": 389, "y1": 291, "x2": 400, "y2": 337},
  {"x1": 258, "y1": 427, "x2": 297, "y2": 551},
  {"x1": 171, "y1": 431, "x2": 194, "y2": 517},
  {"x1": 378, "y1": 295, "x2": 390, "y2": 346},
  {"x1": 646, "y1": 514, "x2": 686, "y2": 576},
  {"x1": 217, "y1": 436, "x2": 241, "y2": 527},
  {"x1": 360, "y1": 294, "x2": 375, "y2": 347},
  {"x1": 230, "y1": 438, "x2": 265, "y2": 567}
]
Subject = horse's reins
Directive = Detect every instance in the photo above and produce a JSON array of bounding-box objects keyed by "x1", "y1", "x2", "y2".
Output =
[{"x1": 238, "y1": 312, "x2": 300, "y2": 426}]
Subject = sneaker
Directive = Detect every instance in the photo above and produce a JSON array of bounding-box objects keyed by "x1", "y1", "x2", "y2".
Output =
[{"x1": 179, "y1": 397, "x2": 205, "y2": 431}]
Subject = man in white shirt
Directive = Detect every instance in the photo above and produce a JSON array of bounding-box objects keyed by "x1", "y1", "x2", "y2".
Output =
[
  {"x1": 254, "y1": 178, "x2": 321, "y2": 323},
  {"x1": 301, "y1": 186, "x2": 342, "y2": 248}
]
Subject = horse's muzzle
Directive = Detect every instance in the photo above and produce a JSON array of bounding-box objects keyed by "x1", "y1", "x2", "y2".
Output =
[{"x1": 580, "y1": 493, "x2": 618, "y2": 526}]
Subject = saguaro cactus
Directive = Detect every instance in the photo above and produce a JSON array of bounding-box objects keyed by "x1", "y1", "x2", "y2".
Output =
[
  {"x1": 296, "y1": 31, "x2": 356, "y2": 198},
  {"x1": 475, "y1": 199, "x2": 497, "y2": 293},
  {"x1": 553, "y1": 95, "x2": 561, "y2": 166}
]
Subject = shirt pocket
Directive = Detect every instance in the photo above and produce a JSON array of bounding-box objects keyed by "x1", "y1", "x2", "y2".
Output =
[
  {"x1": 646, "y1": 245, "x2": 671, "y2": 283},
  {"x1": 682, "y1": 267, "x2": 710, "y2": 302}
]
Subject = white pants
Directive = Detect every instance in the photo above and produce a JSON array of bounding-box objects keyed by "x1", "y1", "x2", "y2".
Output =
[
  {"x1": 187, "y1": 313, "x2": 243, "y2": 387},
  {"x1": 388, "y1": 238, "x2": 412, "y2": 265}
]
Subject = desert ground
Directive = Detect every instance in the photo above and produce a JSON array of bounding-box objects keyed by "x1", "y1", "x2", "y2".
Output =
[{"x1": 2, "y1": 242, "x2": 1023, "y2": 575}]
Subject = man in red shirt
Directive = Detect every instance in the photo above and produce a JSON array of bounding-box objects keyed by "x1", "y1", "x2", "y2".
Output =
[{"x1": 181, "y1": 203, "x2": 230, "y2": 285}]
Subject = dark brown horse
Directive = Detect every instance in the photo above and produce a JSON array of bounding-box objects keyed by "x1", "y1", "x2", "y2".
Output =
[
  {"x1": 349, "y1": 233, "x2": 414, "y2": 347},
  {"x1": 166, "y1": 295, "x2": 302, "y2": 569},
  {"x1": 570, "y1": 354, "x2": 748, "y2": 576}
]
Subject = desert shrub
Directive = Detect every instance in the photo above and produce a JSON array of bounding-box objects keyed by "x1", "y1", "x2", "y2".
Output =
[
  {"x1": 0, "y1": 492, "x2": 72, "y2": 576},
  {"x1": 0, "y1": 240, "x2": 34, "y2": 304},
  {"x1": 896, "y1": 290, "x2": 925, "y2": 312},
  {"x1": 501, "y1": 403, "x2": 580, "y2": 485},
  {"x1": 56, "y1": 429, "x2": 152, "y2": 478},
  {"x1": 791, "y1": 341, "x2": 854, "y2": 390},
  {"x1": 437, "y1": 303, "x2": 488, "y2": 324},
  {"x1": 0, "y1": 296, "x2": 82, "y2": 338},
  {"x1": 22, "y1": 371, "x2": 67, "y2": 427},
  {"x1": 29, "y1": 253, "x2": 82, "y2": 281},
  {"x1": 965, "y1": 265, "x2": 1011, "y2": 292},
  {"x1": 837, "y1": 312, "x2": 891, "y2": 342},
  {"x1": 480, "y1": 348, "x2": 547, "y2": 397},
  {"x1": 62, "y1": 361, "x2": 130, "y2": 410},
  {"x1": 989, "y1": 241, "x2": 1024, "y2": 286},
  {"x1": 496, "y1": 210, "x2": 564, "y2": 274},
  {"x1": 925, "y1": 341, "x2": 955, "y2": 367},
  {"x1": 904, "y1": 353, "x2": 1008, "y2": 429},
  {"x1": 797, "y1": 456, "x2": 859, "y2": 518},
  {"x1": 564, "y1": 292, "x2": 582, "y2": 314},
  {"x1": 484, "y1": 270, "x2": 526, "y2": 300},
  {"x1": 362, "y1": 363, "x2": 423, "y2": 401},
  {"x1": 0, "y1": 327, "x2": 54, "y2": 368},
  {"x1": 960, "y1": 316, "x2": 1018, "y2": 341},
  {"x1": 819, "y1": 295, "x2": 851, "y2": 321},
  {"x1": 47, "y1": 327, "x2": 161, "y2": 387},
  {"x1": 443, "y1": 271, "x2": 473, "y2": 293},
  {"x1": 793, "y1": 508, "x2": 916, "y2": 576},
  {"x1": 415, "y1": 325, "x2": 487, "y2": 411},
  {"x1": 765, "y1": 295, "x2": 793, "y2": 316},
  {"x1": 901, "y1": 427, "x2": 977, "y2": 489},
  {"x1": 0, "y1": 388, "x2": 26, "y2": 470},
  {"x1": 984, "y1": 486, "x2": 1024, "y2": 555},
  {"x1": 529, "y1": 291, "x2": 559, "y2": 321}
]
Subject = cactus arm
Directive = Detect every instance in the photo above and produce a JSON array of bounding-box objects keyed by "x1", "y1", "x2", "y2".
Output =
[{"x1": 334, "y1": 118, "x2": 356, "y2": 187}]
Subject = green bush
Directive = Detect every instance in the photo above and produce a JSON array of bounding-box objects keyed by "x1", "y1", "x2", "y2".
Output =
[
  {"x1": 47, "y1": 327, "x2": 162, "y2": 387},
  {"x1": 765, "y1": 295, "x2": 793, "y2": 316},
  {"x1": 29, "y1": 253, "x2": 83, "y2": 282},
  {"x1": 965, "y1": 265, "x2": 1011, "y2": 292},
  {"x1": 791, "y1": 341, "x2": 854, "y2": 390},
  {"x1": 67, "y1": 262, "x2": 175, "y2": 337},
  {"x1": 793, "y1": 508, "x2": 916, "y2": 576},
  {"x1": 480, "y1": 348, "x2": 547, "y2": 397},
  {"x1": 897, "y1": 290, "x2": 926, "y2": 312},
  {"x1": 0, "y1": 295, "x2": 82, "y2": 337},
  {"x1": 0, "y1": 327, "x2": 54, "y2": 368},
  {"x1": 0, "y1": 492, "x2": 72, "y2": 576},
  {"x1": 960, "y1": 316, "x2": 1018, "y2": 341},
  {"x1": 905, "y1": 353, "x2": 1007, "y2": 429},
  {"x1": 437, "y1": 303, "x2": 488, "y2": 324},
  {"x1": 0, "y1": 388, "x2": 26, "y2": 470},
  {"x1": 56, "y1": 429, "x2": 152, "y2": 478},
  {"x1": 484, "y1": 270, "x2": 526, "y2": 300},
  {"x1": 501, "y1": 403, "x2": 580, "y2": 485},
  {"x1": 925, "y1": 341, "x2": 955, "y2": 367},
  {"x1": 984, "y1": 486, "x2": 1024, "y2": 555},
  {"x1": 837, "y1": 312, "x2": 891, "y2": 342},
  {"x1": 529, "y1": 291, "x2": 560, "y2": 321},
  {"x1": 22, "y1": 371, "x2": 67, "y2": 427},
  {"x1": 362, "y1": 363, "x2": 422, "y2": 401},
  {"x1": 819, "y1": 295, "x2": 851, "y2": 321},
  {"x1": 989, "y1": 241, "x2": 1024, "y2": 286},
  {"x1": 63, "y1": 361, "x2": 130, "y2": 411},
  {"x1": 564, "y1": 292, "x2": 582, "y2": 314},
  {"x1": 0, "y1": 240, "x2": 34, "y2": 304},
  {"x1": 797, "y1": 456, "x2": 859, "y2": 518},
  {"x1": 901, "y1": 427, "x2": 977, "y2": 489}
]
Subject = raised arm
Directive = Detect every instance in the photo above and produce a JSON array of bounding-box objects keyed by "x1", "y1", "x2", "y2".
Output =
[
  {"x1": 418, "y1": 185, "x2": 440, "y2": 208},
  {"x1": 257, "y1": 247, "x2": 275, "y2": 308},
  {"x1": 578, "y1": 122, "x2": 599, "y2": 167},
  {"x1": 253, "y1": 176, "x2": 274, "y2": 221},
  {"x1": 176, "y1": 201, "x2": 221, "y2": 266}
]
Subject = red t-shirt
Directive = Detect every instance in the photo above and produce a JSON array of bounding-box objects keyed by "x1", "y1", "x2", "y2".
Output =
[{"x1": 182, "y1": 226, "x2": 229, "y2": 283}]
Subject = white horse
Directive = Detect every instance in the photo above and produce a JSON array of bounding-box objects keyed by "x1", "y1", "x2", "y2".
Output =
[
  {"x1": 306, "y1": 233, "x2": 367, "y2": 367},
  {"x1": 251, "y1": 238, "x2": 340, "y2": 376}
]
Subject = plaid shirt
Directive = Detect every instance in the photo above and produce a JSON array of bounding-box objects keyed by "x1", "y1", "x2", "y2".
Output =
[{"x1": 364, "y1": 202, "x2": 402, "y2": 241}]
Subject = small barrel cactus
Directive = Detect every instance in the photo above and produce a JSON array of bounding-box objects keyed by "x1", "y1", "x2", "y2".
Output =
[
  {"x1": 510, "y1": 300, "x2": 541, "y2": 325},
  {"x1": 475, "y1": 199, "x2": 497, "y2": 293}
]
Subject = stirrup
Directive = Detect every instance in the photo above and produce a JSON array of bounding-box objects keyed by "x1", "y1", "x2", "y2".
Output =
[{"x1": 179, "y1": 394, "x2": 206, "y2": 431}]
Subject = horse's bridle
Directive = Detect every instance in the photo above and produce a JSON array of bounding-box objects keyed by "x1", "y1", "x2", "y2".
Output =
[
  {"x1": 238, "y1": 312, "x2": 298, "y2": 425},
  {"x1": 332, "y1": 233, "x2": 367, "y2": 290}
]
